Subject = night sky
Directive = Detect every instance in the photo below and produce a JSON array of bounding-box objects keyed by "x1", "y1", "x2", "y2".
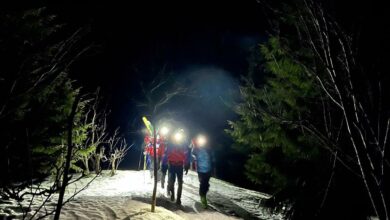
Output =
[{"x1": 16, "y1": 0, "x2": 388, "y2": 187}]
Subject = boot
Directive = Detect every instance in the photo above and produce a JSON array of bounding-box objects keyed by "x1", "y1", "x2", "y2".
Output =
[
  {"x1": 200, "y1": 195, "x2": 208, "y2": 208},
  {"x1": 170, "y1": 186, "x2": 175, "y2": 201},
  {"x1": 176, "y1": 183, "x2": 182, "y2": 205}
]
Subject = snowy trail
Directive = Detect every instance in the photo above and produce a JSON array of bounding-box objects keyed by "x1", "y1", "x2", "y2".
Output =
[
  {"x1": 62, "y1": 170, "x2": 252, "y2": 220},
  {"x1": 1, "y1": 170, "x2": 282, "y2": 219},
  {"x1": 180, "y1": 171, "x2": 279, "y2": 219},
  {"x1": 106, "y1": 170, "x2": 280, "y2": 219}
]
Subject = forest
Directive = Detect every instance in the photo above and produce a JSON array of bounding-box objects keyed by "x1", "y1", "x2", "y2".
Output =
[{"x1": 1, "y1": 0, "x2": 389, "y2": 219}]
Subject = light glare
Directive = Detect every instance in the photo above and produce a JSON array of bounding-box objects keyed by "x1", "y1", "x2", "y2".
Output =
[
  {"x1": 197, "y1": 135, "x2": 207, "y2": 147},
  {"x1": 160, "y1": 126, "x2": 169, "y2": 136},
  {"x1": 174, "y1": 132, "x2": 184, "y2": 142}
]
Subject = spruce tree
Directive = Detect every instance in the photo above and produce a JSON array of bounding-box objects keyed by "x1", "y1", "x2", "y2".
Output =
[{"x1": 228, "y1": 0, "x2": 389, "y2": 218}]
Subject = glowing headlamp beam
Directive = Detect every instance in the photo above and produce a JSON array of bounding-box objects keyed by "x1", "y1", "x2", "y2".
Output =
[
  {"x1": 197, "y1": 135, "x2": 207, "y2": 147},
  {"x1": 174, "y1": 132, "x2": 184, "y2": 142},
  {"x1": 160, "y1": 126, "x2": 169, "y2": 136}
]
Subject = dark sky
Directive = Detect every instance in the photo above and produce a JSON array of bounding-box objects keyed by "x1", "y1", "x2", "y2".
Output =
[{"x1": 54, "y1": 1, "x2": 268, "y2": 123}]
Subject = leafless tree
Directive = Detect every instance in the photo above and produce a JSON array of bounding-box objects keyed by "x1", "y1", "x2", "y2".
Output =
[
  {"x1": 74, "y1": 90, "x2": 110, "y2": 175},
  {"x1": 106, "y1": 130, "x2": 132, "y2": 176},
  {"x1": 291, "y1": 1, "x2": 389, "y2": 218},
  {"x1": 255, "y1": 0, "x2": 389, "y2": 218},
  {"x1": 136, "y1": 67, "x2": 188, "y2": 212},
  {"x1": 92, "y1": 145, "x2": 106, "y2": 174},
  {"x1": 22, "y1": 161, "x2": 98, "y2": 220}
]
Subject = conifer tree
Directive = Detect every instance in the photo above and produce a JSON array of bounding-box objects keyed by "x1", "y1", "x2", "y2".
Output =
[{"x1": 228, "y1": 0, "x2": 389, "y2": 218}]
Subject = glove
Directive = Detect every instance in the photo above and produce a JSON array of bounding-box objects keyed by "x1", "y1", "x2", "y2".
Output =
[{"x1": 184, "y1": 163, "x2": 190, "y2": 175}]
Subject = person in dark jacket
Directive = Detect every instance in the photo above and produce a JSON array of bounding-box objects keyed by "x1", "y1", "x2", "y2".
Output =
[
  {"x1": 166, "y1": 129, "x2": 190, "y2": 205},
  {"x1": 190, "y1": 134, "x2": 213, "y2": 208}
]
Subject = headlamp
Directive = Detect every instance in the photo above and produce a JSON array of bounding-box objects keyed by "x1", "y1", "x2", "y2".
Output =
[
  {"x1": 160, "y1": 126, "x2": 169, "y2": 136},
  {"x1": 174, "y1": 132, "x2": 184, "y2": 142},
  {"x1": 172, "y1": 129, "x2": 186, "y2": 144},
  {"x1": 197, "y1": 135, "x2": 207, "y2": 147}
]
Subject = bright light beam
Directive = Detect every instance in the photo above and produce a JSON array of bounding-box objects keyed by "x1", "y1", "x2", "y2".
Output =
[
  {"x1": 160, "y1": 126, "x2": 169, "y2": 136},
  {"x1": 174, "y1": 132, "x2": 184, "y2": 143},
  {"x1": 197, "y1": 135, "x2": 207, "y2": 147}
]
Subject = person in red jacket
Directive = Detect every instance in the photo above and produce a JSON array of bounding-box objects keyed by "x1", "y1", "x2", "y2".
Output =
[
  {"x1": 144, "y1": 134, "x2": 165, "y2": 179},
  {"x1": 166, "y1": 129, "x2": 190, "y2": 205}
]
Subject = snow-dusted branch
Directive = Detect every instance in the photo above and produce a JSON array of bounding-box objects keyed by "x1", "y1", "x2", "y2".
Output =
[
  {"x1": 294, "y1": 1, "x2": 389, "y2": 218},
  {"x1": 107, "y1": 132, "x2": 131, "y2": 176}
]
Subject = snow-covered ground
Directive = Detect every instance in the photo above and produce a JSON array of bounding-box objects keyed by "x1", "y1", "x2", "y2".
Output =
[{"x1": 0, "y1": 170, "x2": 283, "y2": 219}]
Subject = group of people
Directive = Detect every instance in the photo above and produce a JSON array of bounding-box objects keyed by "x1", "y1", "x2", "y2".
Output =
[{"x1": 143, "y1": 129, "x2": 213, "y2": 208}]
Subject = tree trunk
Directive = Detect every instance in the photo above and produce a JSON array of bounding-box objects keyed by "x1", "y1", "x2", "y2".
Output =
[
  {"x1": 151, "y1": 125, "x2": 158, "y2": 212},
  {"x1": 95, "y1": 154, "x2": 101, "y2": 174},
  {"x1": 54, "y1": 94, "x2": 81, "y2": 220},
  {"x1": 94, "y1": 148, "x2": 104, "y2": 174},
  {"x1": 111, "y1": 157, "x2": 116, "y2": 176},
  {"x1": 84, "y1": 157, "x2": 89, "y2": 175}
]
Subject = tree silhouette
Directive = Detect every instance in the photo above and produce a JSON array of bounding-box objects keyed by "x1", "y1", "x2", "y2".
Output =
[{"x1": 136, "y1": 66, "x2": 187, "y2": 212}]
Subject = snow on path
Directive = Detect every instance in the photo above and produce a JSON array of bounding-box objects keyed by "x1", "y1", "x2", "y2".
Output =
[
  {"x1": 61, "y1": 197, "x2": 185, "y2": 220},
  {"x1": 68, "y1": 170, "x2": 281, "y2": 219},
  {"x1": 1, "y1": 170, "x2": 282, "y2": 219},
  {"x1": 60, "y1": 170, "x2": 245, "y2": 220},
  {"x1": 182, "y1": 171, "x2": 282, "y2": 220}
]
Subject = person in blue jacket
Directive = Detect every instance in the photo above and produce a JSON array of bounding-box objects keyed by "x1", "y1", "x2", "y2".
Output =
[{"x1": 190, "y1": 134, "x2": 213, "y2": 208}]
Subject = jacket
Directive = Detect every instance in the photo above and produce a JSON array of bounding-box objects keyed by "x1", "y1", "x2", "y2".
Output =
[
  {"x1": 191, "y1": 140, "x2": 212, "y2": 173},
  {"x1": 144, "y1": 135, "x2": 165, "y2": 158},
  {"x1": 166, "y1": 141, "x2": 190, "y2": 166}
]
